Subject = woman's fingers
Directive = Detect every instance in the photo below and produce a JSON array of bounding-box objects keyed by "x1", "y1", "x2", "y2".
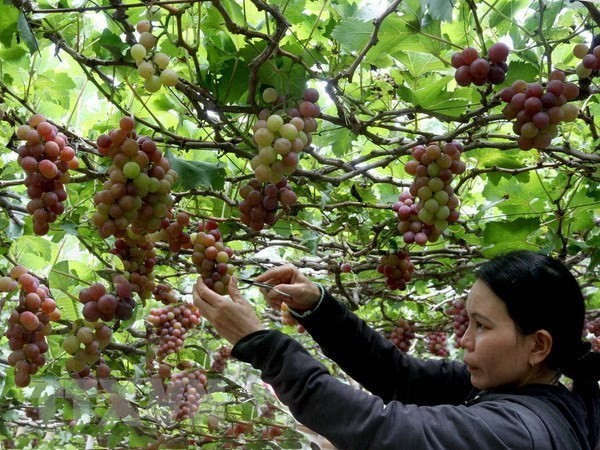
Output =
[
  {"x1": 194, "y1": 277, "x2": 223, "y2": 308},
  {"x1": 255, "y1": 264, "x2": 297, "y2": 284}
]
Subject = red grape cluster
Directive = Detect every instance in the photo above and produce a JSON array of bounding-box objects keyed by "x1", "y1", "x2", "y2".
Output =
[
  {"x1": 251, "y1": 87, "x2": 320, "y2": 184},
  {"x1": 239, "y1": 178, "x2": 297, "y2": 231},
  {"x1": 148, "y1": 303, "x2": 201, "y2": 360},
  {"x1": 94, "y1": 116, "x2": 177, "y2": 238},
  {"x1": 388, "y1": 318, "x2": 415, "y2": 352},
  {"x1": 154, "y1": 283, "x2": 178, "y2": 305},
  {"x1": 592, "y1": 337, "x2": 600, "y2": 353},
  {"x1": 376, "y1": 250, "x2": 414, "y2": 290},
  {"x1": 16, "y1": 114, "x2": 79, "y2": 235},
  {"x1": 452, "y1": 43, "x2": 510, "y2": 86},
  {"x1": 397, "y1": 142, "x2": 464, "y2": 245},
  {"x1": 587, "y1": 317, "x2": 600, "y2": 337},
  {"x1": 130, "y1": 18, "x2": 178, "y2": 92},
  {"x1": 155, "y1": 212, "x2": 192, "y2": 252},
  {"x1": 2, "y1": 266, "x2": 60, "y2": 387},
  {"x1": 210, "y1": 345, "x2": 232, "y2": 373},
  {"x1": 573, "y1": 42, "x2": 600, "y2": 79},
  {"x1": 168, "y1": 368, "x2": 207, "y2": 421},
  {"x1": 110, "y1": 234, "x2": 157, "y2": 300},
  {"x1": 500, "y1": 71, "x2": 580, "y2": 150},
  {"x1": 260, "y1": 426, "x2": 283, "y2": 440},
  {"x1": 62, "y1": 319, "x2": 112, "y2": 388},
  {"x1": 191, "y1": 220, "x2": 234, "y2": 295},
  {"x1": 445, "y1": 299, "x2": 469, "y2": 348},
  {"x1": 78, "y1": 281, "x2": 136, "y2": 322},
  {"x1": 425, "y1": 331, "x2": 449, "y2": 357}
]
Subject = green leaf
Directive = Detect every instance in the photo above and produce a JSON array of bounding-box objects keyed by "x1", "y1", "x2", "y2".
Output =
[
  {"x1": 482, "y1": 217, "x2": 540, "y2": 257},
  {"x1": 395, "y1": 51, "x2": 446, "y2": 77},
  {"x1": 425, "y1": 0, "x2": 454, "y2": 22},
  {"x1": 0, "y1": 6, "x2": 18, "y2": 47},
  {"x1": 330, "y1": 18, "x2": 373, "y2": 53},
  {"x1": 92, "y1": 29, "x2": 127, "y2": 60},
  {"x1": 504, "y1": 60, "x2": 539, "y2": 85},
  {"x1": 16, "y1": 12, "x2": 38, "y2": 54},
  {"x1": 165, "y1": 150, "x2": 226, "y2": 190}
]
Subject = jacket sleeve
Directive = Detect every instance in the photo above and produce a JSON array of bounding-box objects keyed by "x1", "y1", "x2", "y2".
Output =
[
  {"x1": 294, "y1": 290, "x2": 472, "y2": 405},
  {"x1": 232, "y1": 330, "x2": 549, "y2": 450}
]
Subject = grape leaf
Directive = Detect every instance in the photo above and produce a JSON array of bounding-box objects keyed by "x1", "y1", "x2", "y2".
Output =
[
  {"x1": 165, "y1": 150, "x2": 226, "y2": 190},
  {"x1": 16, "y1": 12, "x2": 38, "y2": 54},
  {"x1": 482, "y1": 217, "x2": 540, "y2": 257},
  {"x1": 330, "y1": 18, "x2": 373, "y2": 53},
  {"x1": 424, "y1": 0, "x2": 454, "y2": 22},
  {"x1": 0, "y1": 6, "x2": 18, "y2": 47}
]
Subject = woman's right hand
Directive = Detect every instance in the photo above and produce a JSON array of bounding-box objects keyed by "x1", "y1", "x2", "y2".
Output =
[{"x1": 254, "y1": 264, "x2": 321, "y2": 312}]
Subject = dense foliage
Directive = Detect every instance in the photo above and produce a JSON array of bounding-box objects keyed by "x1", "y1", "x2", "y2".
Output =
[{"x1": 0, "y1": 0, "x2": 599, "y2": 448}]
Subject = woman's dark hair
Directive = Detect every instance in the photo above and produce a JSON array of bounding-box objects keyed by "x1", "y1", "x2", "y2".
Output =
[{"x1": 477, "y1": 250, "x2": 600, "y2": 447}]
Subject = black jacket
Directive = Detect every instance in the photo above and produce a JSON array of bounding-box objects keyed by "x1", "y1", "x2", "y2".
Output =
[{"x1": 233, "y1": 290, "x2": 598, "y2": 449}]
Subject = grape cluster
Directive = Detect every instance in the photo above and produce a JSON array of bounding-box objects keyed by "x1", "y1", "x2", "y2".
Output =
[
  {"x1": 500, "y1": 72, "x2": 580, "y2": 150},
  {"x1": 168, "y1": 369, "x2": 207, "y2": 421},
  {"x1": 16, "y1": 114, "x2": 79, "y2": 235},
  {"x1": 210, "y1": 345, "x2": 231, "y2": 373},
  {"x1": 388, "y1": 318, "x2": 415, "y2": 352},
  {"x1": 130, "y1": 17, "x2": 178, "y2": 92},
  {"x1": 78, "y1": 281, "x2": 136, "y2": 322},
  {"x1": 425, "y1": 331, "x2": 449, "y2": 357},
  {"x1": 191, "y1": 220, "x2": 234, "y2": 295},
  {"x1": 239, "y1": 178, "x2": 297, "y2": 231},
  {"x1": 155, "y1": 212, "x2": 192, "y2": 253},
  {"x1": 62, "y1": 319, "x2": 113, "y2": 388},
  {"x1": 94, "y1": 116, "x2": 177, "y2": 239},
  {"x1": 251, "y1": 87, "x2": 320, "y2": 184},
  {"x1": 154, "y1": 283, "x2": 178, "y2": 305},
  {"x1": 452, "y1": 43, "x2": 509, "y2": 86},
  {"x1": 587, "y1": 317, "x2": 600, "y2": 337},
  {"x1": 397, "y1": 142, "x2": 464, "y2": 245},
  {"x1": 592, "y1": 337, "x2": 600, "y2": 353},
  {"x1": 573, "y1": 42, "x2": 600, "y2": 79},
  {"x1": 148, "y1": 303, "x2": 201, "y2": 360},
  {"x1": 260, "y1": 426, "x2": 283, "y2": 440},
  {"x1": 2, "y1": 266, "x2": 60, "y2": 387},
  {"x1": 445, "y1": 299, "x2": 469, "y2": 348},
  {"x1": 110, "y1": 234, "x2": 157, "y2": 300},
  {"x1": 376, "y1": 250, "x2": 415, "y2": 290}
]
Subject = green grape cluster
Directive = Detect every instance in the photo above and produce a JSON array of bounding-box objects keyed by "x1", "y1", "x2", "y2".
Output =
[
  {"x1": 250, "y1": 87, "x2": 320, "y2": 184},
  {"x1": 62, "y1": 319, "x2": 112, "y2": 390},
  {"x1": 130, "y1": 17, "x2": 178, "y2": 92},
  {"x1": 94, "y1": 116, "x2": 178, "y2": 238}
]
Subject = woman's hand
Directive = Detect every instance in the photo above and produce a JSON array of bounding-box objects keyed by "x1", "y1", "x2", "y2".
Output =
[
  {"x1": 254, "y1": 264, "x2": 321, "y2": 312},
  {"x1": 193, "y1": 276, "x2": 264, "y2": 345}
]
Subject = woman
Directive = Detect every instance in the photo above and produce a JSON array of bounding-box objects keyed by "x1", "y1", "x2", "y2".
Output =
[{"x1": 193, "y1": 250, "x2": 600, "y2": 449}]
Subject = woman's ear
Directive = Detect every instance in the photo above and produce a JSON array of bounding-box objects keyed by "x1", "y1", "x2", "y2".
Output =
[{"x1": 529, "y1": 329, "x2": 553, "y2": 366}]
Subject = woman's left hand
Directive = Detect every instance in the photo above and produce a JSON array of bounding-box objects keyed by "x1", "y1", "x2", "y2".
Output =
[{"x1": 192, "y1": 275, "x2": 264, "y2": 345}]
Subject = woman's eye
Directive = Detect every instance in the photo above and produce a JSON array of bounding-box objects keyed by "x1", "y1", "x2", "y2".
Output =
[{"x1": 475, "y1": 321, "x2": 485, "y2": 330}]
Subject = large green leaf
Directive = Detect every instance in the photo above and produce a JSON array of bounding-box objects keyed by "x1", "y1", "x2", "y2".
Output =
[
  {"x1": 482, "y1": 218, "x2": 541, "y2": 257},
  {"x1": 165, "y1": 150, "x2": 226, "y2": 190},
  {"x1": 0, "y1": 6, "x2": 18, "y2": 47},
  {"x1": 330, "y1": 18, "x2": 373, "y2": 53}
]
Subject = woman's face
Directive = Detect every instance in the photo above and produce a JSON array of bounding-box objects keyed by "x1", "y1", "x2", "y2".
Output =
[{"x1": 460, "y1": 279, "x2": 535, "y2": 390}]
